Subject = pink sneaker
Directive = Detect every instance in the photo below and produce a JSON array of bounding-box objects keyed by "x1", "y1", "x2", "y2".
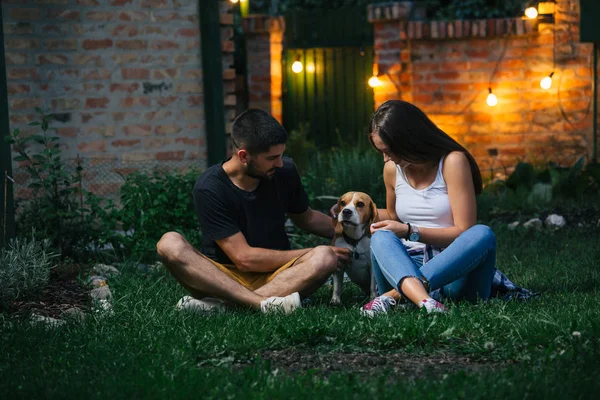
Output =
[
  {"x1": 419, "y1": 298, "x2": 448, "y2": 313},
  {"x1": 360, "y1": 295, "x2": 397, "y2": 318}
]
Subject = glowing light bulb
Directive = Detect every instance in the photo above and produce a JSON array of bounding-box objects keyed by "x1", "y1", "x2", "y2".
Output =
[
  {"x1": 230, "y1": 0, "x2": 239, "y2": 3},
  {"x1": 368, "y1": 75, "x2": 382, "y2": 88},
  {"x1": 486, "y1": 89, "x2": 498, "y2": 107},
  {"x1": 540, "y1": 72, "x2": 554, "y2": 90},
  {"x1": 524, "y1": 7, "x2": 538, "y2": 19},
  {"x1": 292, "y1": 61, "x2": 303, "y2": 73},
  {"x1": 306, "y1": 63, "x2": 315, "y2": 73}
]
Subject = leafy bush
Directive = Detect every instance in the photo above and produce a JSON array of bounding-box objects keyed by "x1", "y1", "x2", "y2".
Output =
[
  {"x1": 4, "y1": 109, "x2": 106, "y2": 260},
  {"x1": 478, "y1": 157, "x2": 600, "y2": 221},
  {"x1": 108, "y1": 168, "x2": 203, "y2": 262},
  {"x1": 301, "y1": 146, "x2": 385, "y2": 210},
  {"x1": 0, "y1": 232, "x2": 57, "y2": 306}
]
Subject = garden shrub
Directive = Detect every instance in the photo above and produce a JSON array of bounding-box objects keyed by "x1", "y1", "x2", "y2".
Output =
[
  {"x1": 110, "y1": 167, "x2": 203, "y2": 262},
  {"x1": 0, "y1": 231, "x2": 57, "y2": 306},
  {"x1": 4, "y1": 109, "x2": 107, "y2": 260}
]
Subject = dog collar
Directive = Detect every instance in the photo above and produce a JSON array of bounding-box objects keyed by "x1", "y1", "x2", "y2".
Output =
[{"x1": 342, "y1": 231, "x2": 366, "y2": 247}]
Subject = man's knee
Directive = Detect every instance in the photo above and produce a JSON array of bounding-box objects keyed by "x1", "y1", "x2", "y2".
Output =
[
  {"x1": 311, "y1": 245, "x2": 338, "y2": 273},
  {"x1": 156, "y1": 231, "x2": 187, "y2": 261}
]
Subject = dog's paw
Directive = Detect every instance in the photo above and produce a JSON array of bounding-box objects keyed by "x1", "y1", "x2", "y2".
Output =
[{"x1": 330, "y1": 298, "x2": 342, "y2": 307}]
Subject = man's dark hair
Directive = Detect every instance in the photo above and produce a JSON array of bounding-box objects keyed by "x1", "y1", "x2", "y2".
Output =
[{"x1": 231, "y1": 109, "x2": 287, "y2": 154}]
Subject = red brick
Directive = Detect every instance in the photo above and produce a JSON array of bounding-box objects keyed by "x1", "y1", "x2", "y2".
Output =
[
  {"x1": 110, "y1": 0, "x2": 133, "y2": 5},
  {"x1": 56, "y1": 127, "x2": 79, "y2": 138},
  {"x1": 144, "y1": 138, "x2": 173, "y2": 149},
  {"x1": 112, "y1": 54, "x2": 138, "y2": 65},
  {"x1": 77, "y1": 0, "x2": 100, "y2": 5},
  {"x1": 8, "y1": 84, "x2": 31, "y2": 95},
  {"x1": 121, "y1": 68, "x2": 149, "y2": 80},
  {"x1": 141, "y1": 0, "x2": 169, "y2": 8},
  {"x1": 116, "y1": 40, "x2": 148, "y2": 50},
  {"x1": 37, "y1": 54, "x2": 69, "y2": 65},
  {"x1": 177, "y1": 28, "x2": 200, "y2": 37},
  {"x1": 150, "y1": 40, "x2": 180, "y2": 50},
  {"x1": 152, "y1": 69, "x2": 179, "y2": 79},
  {"x1": 85, "y1": 98, "x2": 110, "y2": 109},
  {"x1": 110, "y1": 25, "x2": 139, "y2": 37},
  {"x1": 112, "y1": 139, "x2": 141, "y2": 147},
  {"x1": 176, "y1": 137, "x2": 203, "y2": 146},
  {"x1": 156, "y1": 96, "x2": 178, "y2": 107},
  {"x1": 177, "y1": 83, "x2": 202, "y2": 93},
  {"x1": 155, "y1": 151, "x2": 185, "y2": 161},
  {"x1": 3, "y1": 22, "x2": 33, "y2": 35},
  {"x1": 10, "y1": 8, "x2": 42, "y2": 20},
  {"x1": 10, "y1": 98, "x2": 43, "y2": 110},
  {"x1": 144, "y1": 110, "x2": 173, "y2": 121},
  {"x1": 110, "y1": 83, "x2": 140, "y2": 93},
  {"x1": 118, "y1": 11, "x2": 148, "y2": 21},
  {"x1": 155, "y1": 125, "x2": 181, "y2": 135},
  {"x1": 112, "y1": 112, "x2": 140, "y2": 122},
  {"x1": 5, "y1": 53, "x2": 29, "y2": 65},
  {"x1": 77, "y1": 140, "x2": 107, "y2": 153},
  {"x1": 51, "y1": 99, "x2": 81, "y2": 110},
  {"x1": 47, "y1": 10, "x2": 80, "y2": 20},
  {"x1": 44, "y1": 39, "x2": 78, "y2": 50},
  {"x1": 10, "y1": 114, "x2": 36, "y2": 124},
  {"x1": 86, "y1": 12, "x2": 115, "y2": 21},
  {"x1": 5, "y1": 39, "x2": 39, "y2": 50},
  {"x1": 187, "y1": 95, "x2": 203, "y2": 106},
  {"x1": 123, "y1": 125, "x2": 152, "y2": 136},
  {"x1": 82, "y1": 69, "x2": 111, "y2": 80},
  {"x1": 120, "y1": 97, "x2": 151, "y2": 107},
  {"x1": 73, "y1": 55, "x2": 104, "y2": 66},
  {"x1": 83, "y1": 39, "x2": 113, "y2": 50}
]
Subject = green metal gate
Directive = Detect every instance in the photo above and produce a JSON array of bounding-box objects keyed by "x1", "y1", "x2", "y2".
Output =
[{"x1": 282, "y1": 8, "x2": 374, "y2": 148}]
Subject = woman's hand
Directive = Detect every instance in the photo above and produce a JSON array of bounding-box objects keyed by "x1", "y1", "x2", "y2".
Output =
[{"x1": 370, "y1": 220, "x2": 409, "y2": 238}]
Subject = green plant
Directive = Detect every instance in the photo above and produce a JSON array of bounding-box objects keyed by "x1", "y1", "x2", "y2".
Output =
[
  {"x1": 4, "y1": 109, "x2": 105, "y2": 259},
  {"x1": 0, "y1": 231, "x2": 57, "y2": 306},
  {"x1": 112, "y1": 168, "x2": 203, "y2": 262}
]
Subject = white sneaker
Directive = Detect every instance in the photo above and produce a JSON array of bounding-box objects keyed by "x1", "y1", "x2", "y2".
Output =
[
  {"x1": 176, "y1": 295, "x2": 227, "y2": 314},
  {"x1": 260, "y1": 292, "x2": 301, "y2": 314}
]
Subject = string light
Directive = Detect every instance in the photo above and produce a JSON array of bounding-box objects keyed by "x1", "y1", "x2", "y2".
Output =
[
  {"x1": 524, "y1": 7, "x2": 538, "y2": 19},
  {"x1": 368, "y1": 75, "x2": 382, "y2": 88},
  {"x1": 540, "y1": 72, "x2": 554, "y2": 90},
  {"x1": 292, "y1": 55, "x2": 303, "y2": 73},
  {"x1": 486, "y1": 88, "x2": 498, "y2": 107},
  {"x1": 230, "y1": 0, "x2": 239, "y2": 3},
  {"x1": 306, "y1": 63, "x2": 315, "y2": 73}
]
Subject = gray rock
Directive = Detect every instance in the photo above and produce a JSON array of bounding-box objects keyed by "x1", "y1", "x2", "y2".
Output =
[
  {"x1": 90, "y1": 286, "x2": 112, "y2": 300},
  {"x1": 508, "y1": 221, "x2": 520, "y2": 230},
  {"x1": 92, "y1": 263, "x2": 120, "y2": 277},
  {"x1": 88, "y1": 275, "x2": 109, "y2": 288},
  {"x1": 523, "y1": 218, "x2": 543, "y2": 230},
  {"x1": 545, "y1": 214, "x2": 566, "y2": 229},
  {"x1": 62, "y1": 307, "x2": 85, "y2": 322},
  {"x1": 30, "y1": 314, "x2": 66, "y2": 328}
]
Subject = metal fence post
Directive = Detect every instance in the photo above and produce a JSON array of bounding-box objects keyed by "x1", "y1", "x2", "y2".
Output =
[
  {"x1": 0, "y1": 5, "x2": 16, "y2": 246},
  {"x1": 200, "y1": 0, "x2": 227, "y2": 166}
]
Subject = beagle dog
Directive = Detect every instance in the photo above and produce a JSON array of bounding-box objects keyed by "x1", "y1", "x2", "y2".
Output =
[{"x1": 331, "y1": 191, "x2": 379, "y2": 305}]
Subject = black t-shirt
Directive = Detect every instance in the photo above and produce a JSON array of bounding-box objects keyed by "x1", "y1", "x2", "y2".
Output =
[{"x1": 193, "y1": 157, "x2": 309, "y2": 265}]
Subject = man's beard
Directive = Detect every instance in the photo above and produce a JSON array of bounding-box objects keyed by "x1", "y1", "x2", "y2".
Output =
[{"x1": 247, "y1": 160, "x2": 276, "y2": 180}]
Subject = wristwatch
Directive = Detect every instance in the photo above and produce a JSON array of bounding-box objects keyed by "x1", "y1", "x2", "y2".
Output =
[{"x1": 409, "y1": 224, "x2": 420, "y2": 242}]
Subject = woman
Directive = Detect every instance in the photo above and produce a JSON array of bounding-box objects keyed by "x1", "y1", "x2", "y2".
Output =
[{"x1": 360, "y1": 100, "x2": 497, "y2": 317}]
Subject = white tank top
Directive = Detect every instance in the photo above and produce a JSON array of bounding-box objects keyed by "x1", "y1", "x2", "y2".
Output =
[{"x1": 394, "y1": 156, "x2": 454, "y2": 251}]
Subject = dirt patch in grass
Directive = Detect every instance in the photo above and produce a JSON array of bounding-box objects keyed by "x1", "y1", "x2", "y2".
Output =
[
  {"x1": 1, "y1": 276, "x2": 89, "y2": 319},
  {"x1": 237, "y1": 349, "x2": 504, "y2": 380}
]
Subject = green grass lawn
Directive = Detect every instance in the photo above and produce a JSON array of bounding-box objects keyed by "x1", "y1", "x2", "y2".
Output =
[{"x1": 1, "y1": 224, "x2": 599, "y2": 399}]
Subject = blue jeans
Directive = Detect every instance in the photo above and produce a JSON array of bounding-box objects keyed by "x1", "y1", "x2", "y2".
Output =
[{"x1": 370, "y1": 225, "x2": 496, "y2": 302}]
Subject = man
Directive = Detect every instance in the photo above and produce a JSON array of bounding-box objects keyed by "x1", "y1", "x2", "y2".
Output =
[{"x1": 157, "y1": 109, "x2": 350, "y2": 314}]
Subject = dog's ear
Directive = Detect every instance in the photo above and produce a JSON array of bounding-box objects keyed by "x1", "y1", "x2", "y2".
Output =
[
  {"x1": 369, "y1": 199, "x2": 379, "y2": 226},
  {"x1": 333, "y1": 216, "x2": 343, "y2": 237}
]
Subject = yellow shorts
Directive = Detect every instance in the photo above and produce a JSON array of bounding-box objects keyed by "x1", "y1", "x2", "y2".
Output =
[{"x1": 206, "y1": 256, "x2": 301, "y2": 291}]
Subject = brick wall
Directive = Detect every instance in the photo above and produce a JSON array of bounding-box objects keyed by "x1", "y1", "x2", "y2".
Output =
[
  {"x1": 2, "y1": 0, "x2": 235, "y2": 197},
  {"x1": 370, "y1": 0, "x2": 598, "y2": 173}
]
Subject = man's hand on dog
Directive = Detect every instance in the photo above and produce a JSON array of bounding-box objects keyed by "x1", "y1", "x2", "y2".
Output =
[
  {"x1": 370, "y1": 220, "x2": 409, "y2": 237},
  {"x1": 330, "y1": 246, "x2": 351, "y2": 269}
]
